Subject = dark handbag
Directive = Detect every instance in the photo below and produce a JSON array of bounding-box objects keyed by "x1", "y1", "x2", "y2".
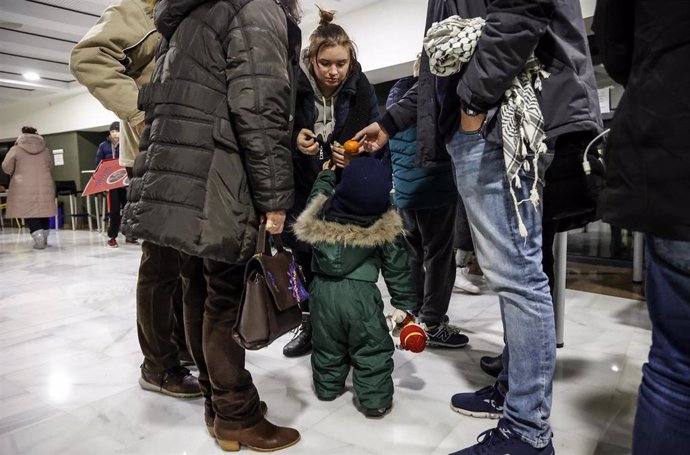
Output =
[{"x1": 232, "y1": 223, "x2": 308, "y2": 350}]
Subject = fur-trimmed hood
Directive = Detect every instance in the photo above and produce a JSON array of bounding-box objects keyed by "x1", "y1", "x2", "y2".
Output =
[{"x1": 293, "y1": 194, "x2": 403, "y2": 247}]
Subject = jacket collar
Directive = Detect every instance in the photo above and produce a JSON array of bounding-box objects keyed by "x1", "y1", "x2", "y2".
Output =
[
  {"x1": 293, "y1": 194, "x2": 403, "y2": 247},
  {"x1": 155, "y1": 0, "x2": 213, "y2": 39}
]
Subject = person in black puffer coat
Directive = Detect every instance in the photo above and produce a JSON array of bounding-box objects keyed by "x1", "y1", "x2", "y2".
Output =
[
  {"x1": 281, "y1": 7, "x2": 386, "y2": 358},
  {"x1": 123, "y1": 0, "x2": 302, "y2": 451},
  {"x1": 594, "y1": 2, "x2": 690, "y2": 454}
]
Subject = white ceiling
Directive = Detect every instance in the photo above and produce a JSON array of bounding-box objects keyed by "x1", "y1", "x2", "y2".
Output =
[{"x1": 0, "y1": 0, "x2": 382, "y2": 107}]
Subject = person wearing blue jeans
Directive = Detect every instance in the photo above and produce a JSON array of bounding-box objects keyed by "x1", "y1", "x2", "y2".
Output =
[
  {"x1": 447, "y1": 131, "x2": 556, "y2": 449},
  {"x1": 594, "y1": 2, "x2": 690, "y2": 453},
  {"x1": 356, "y1": 1, "x2": 601, "y2": 453}
]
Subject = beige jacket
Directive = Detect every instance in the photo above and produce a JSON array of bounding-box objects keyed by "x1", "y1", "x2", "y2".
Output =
[
  {"x1": 1, "y1": 134, "x2": 56, "y2": 219},
  {"x1": 70, "y1": 0, "x2": 158, "y2": 167}
]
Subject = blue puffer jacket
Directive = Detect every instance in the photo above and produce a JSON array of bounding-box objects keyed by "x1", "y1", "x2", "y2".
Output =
[{"x1": 387, "y1": 77, "x2": 456, "y2": 210}]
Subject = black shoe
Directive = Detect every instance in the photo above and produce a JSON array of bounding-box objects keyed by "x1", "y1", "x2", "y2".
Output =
[
  {"x1": 282, "y1": 312, "x2": 312, "y2": 357},
  {"x1": 480, "y1": 354, "x2": 503, "y2": 378}
]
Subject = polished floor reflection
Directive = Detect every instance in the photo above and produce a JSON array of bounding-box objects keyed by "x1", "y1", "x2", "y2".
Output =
[{"x1": 0, "y1": 229, "x2": 649, "y2": 454}]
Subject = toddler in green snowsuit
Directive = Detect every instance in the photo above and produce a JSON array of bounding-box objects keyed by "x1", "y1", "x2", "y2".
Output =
[{"x1": 293, "y1": 156, "x2": 416, "y2": 417}]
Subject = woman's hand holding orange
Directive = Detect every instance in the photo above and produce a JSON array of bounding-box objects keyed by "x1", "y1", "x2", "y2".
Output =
[{"x1": 331, "y1": 142, "x2": 348, "y2": 168}]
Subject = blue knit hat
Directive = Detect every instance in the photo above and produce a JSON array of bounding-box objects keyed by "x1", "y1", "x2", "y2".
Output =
[{"x1": 330, "y1": 156, "x2": 392, "y2": 217}]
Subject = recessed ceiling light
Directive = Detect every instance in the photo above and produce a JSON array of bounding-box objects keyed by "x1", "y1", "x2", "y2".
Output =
[{"x1": 23, "y1": 72, "x2": 41, "y2": 81}]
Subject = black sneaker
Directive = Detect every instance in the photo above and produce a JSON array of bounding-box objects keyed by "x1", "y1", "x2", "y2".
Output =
[
  {"x1": 422, "y1": 321, "x2": 469, "y2": 348},
  {"x1": 449, "y1": 419, "x2": 554, "y2": 455},
  {"x1": 451, "y1": 384, "x2": 504, "y2": 419},
  {"x1": 353, "y1": 395, "x2": 392, "y2": 418},
  {"x1": 282, "y1": 312, "x2": 312, "y2": 357},
  {"x1": 139, "y1": 364, "x2": 202, "y2": 398}
]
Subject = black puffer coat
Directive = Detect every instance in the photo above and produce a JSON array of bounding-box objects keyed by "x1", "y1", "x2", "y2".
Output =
[
  {"x1": 380, "y1": 0, "x2": 602, "y2": 167},
  {"x1": 594, "y1": 0, "x2": 690, "y2": 240},
  {"x1": 123, "y1": 0, "x2": 300, "y2": 263}
]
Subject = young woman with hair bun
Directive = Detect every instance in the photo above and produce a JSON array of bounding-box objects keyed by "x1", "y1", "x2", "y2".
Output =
[{"x1": 282, "y1": 7, "x2": 387, "y2": 358}]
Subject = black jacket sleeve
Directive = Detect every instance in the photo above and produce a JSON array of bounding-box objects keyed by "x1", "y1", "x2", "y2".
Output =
[
  {"x1": 225, "y1": 0, "x2": 294, "y2": 213},
  {"x1": 380, "y1": 82, "x2": 418, "y2": 138},
  {"x1": 593, "y1": 0, "x2": 635, "y2": 86},
  {"x1": 457, "y1": 0, "x2": 556, "y2": 112}
]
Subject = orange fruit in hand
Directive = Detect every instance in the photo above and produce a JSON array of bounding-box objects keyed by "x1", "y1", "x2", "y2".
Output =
[{"x1": 343, "y1": 139, "x2": 361, "y2": 155}]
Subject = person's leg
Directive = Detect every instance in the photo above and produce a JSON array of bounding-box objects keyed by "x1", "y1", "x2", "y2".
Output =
[
  {"x1": 454, "y1": 197, "x2": 482, "y2": 294},
  {"x1": 107, "y1": 189, "x2": 123, "y2": 240},
  {"x1": 39, "y1": 217, "x2": 50, "y2": 231},
  {"x1": 415, "y1": 204, "x2": 456, "y2": 324},
  {"x1": 171, "y1": 279, "x2": 190, "y2": 363},
  {"x1": 541, "y1": 220, "x2": 557, "y2": 295},
  {"x1": 309, "y1": 277, "x2": 350, "y2": 401},
  {"x1": 632, "y1": 236, "x2": 690, "y2": 455},
  {"x1": 349, "y1": 282, "x2": 395, "y2": 414},
  {"x1": 447, "y1": 131, "x2": 555, "y2": 449},
  {"x1": 455, "y1": 196, "x2": 474, "y2": 252},
  {"x1": 27, "y1": 218, "x2": 47, "y2": 249},
  {"x1": 202, "y1": 259, "x2": 261, "y2": 426},
  {"x1": 136, "y1": 242, "x2": 200, "y2": 397},
  {"x1": 179, "y1": 253, "x2": 211, "y2": 416},
  {"x1": 398, "y1": 208, "x2": 426, "y2": 315},
  {"x1": 204, "y1": 258, "x2": 300, "y2": 451},
  {"x1": 283, "y1": 249, "x2": 314, "y2": 357},
  {"x1": 25, "y1": 218, "x2": 42, "y2": 233}
]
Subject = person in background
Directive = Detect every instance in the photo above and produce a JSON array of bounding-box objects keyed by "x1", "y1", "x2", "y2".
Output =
[
  {"x1": 294, "y1": 156, "x2": 416, "y2": 418},
  {"x1": 387, "y1": 55, "x2": 469, "y2": 348},
  {"x1": 123, "y1": 0, "x2": 302, "y2": 450},
  {"x1": 453, "y1": 197, "x2": 481, "y2": 295},
  {"x1": 356, "y1": 0, "x2": 601, "y2": 453},
  {"x1": 283, "y1": 7, "x2": 385, "y2": 358},
  {"x1": 70, "y1": 0, "x2": 199, "y2": 398},
  {"x1": 1, "y1": 126, "x2": 55, "y2": 250},
  {"x1": 95, "y1": 121, "x2": 133, "y2": 248},
  {"x1": 594, "y1": 1, "x2": 690, "y2": 453}
]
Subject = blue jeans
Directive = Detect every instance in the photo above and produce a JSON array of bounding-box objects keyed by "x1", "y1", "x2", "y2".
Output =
[
  {"x1": 632, "y1": 236, "x2": 690, "y2": 455},
  {"x1": 447, "y1": 131, "x2": 556, "y2": 448}
]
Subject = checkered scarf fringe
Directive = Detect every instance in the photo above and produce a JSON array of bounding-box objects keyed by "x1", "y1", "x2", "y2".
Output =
[{"x1": 424, "y1": 15, "x2": 550, "y2": 237}]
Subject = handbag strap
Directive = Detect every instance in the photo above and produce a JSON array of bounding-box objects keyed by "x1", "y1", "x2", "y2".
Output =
[{"x1": 256, "y1": 222, "x2": 286, "y2": 255}]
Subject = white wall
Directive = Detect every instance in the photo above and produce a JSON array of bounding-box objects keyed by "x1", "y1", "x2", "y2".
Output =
[
  {"x1": 300, "y1": 0, "x2": 427, "y2": 84},
  {"x1": 0, "y1": 88, "x2": 114, "y2": 141},
  {"x1": 2, "y1": 0, "x2": 598, "y2": 140}
]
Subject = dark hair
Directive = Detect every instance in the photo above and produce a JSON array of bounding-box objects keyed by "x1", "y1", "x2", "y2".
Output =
[
  {"x1": 307, "y1": 7, "x2": 357, "y2": 73},
  {"x1": 281, "y1": 0, "x2": 302, "y2": 23},
  {"x1": 21, "y1": 126, "x2": 37, "y2": 135}
]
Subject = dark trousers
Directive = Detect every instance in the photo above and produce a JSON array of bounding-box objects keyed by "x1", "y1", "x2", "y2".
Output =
[
  {"x1": 399, "y1": 204, "x2": 457, "y2": 325},
  {"x1": 632, "y1": 236, "x2": 690, "y2": 455},
  {"x1": 26, "y1": 218, "x2": 50, "y2": 233},
  {"x1": 541, "y1": 220, "x2": 557, "y2": 294},
  {"x1": 136, "y1": 241, "x2": 185, "y2": 372},
  {"x1": 180, "y1": 254, "x2": 262, "y2": 429},
  {"x1": 107, "y1": 188, "x2": 127, "y2": 239},
  {"x1": 454, "y1": 197, "x2": 474, "y2": 252}
]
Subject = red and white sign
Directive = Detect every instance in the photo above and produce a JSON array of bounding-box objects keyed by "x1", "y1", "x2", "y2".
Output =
[{"x1": 82, "y1": 159, "x2": 129, "y2": 196}]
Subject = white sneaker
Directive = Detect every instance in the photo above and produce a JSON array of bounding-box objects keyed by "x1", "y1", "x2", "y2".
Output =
[{"x1": 454, "y1": 267, "x2": 480, "y2": 294}]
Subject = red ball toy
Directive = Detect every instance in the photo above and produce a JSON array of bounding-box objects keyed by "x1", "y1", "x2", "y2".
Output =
[{"x1": 400, "y1": 324, "x2": 427, "y2": 353}]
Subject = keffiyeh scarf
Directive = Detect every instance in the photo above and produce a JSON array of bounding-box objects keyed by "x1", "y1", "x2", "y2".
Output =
[{"x1": 423, "y1": 16, "x2": 550, "y2": 237}]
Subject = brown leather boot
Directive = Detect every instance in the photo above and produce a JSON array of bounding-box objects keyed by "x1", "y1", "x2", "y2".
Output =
[
  {"x1": 214, "y1": 417, "x2": 300, "y2": 452},
  {"x1": 206, "y1": 402, "x2": 268, "y2": 437}
]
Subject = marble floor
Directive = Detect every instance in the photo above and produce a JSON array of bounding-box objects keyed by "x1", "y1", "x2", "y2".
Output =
[{"x1": 0, "y1": 228, "x2": 650, "y2": 455}]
